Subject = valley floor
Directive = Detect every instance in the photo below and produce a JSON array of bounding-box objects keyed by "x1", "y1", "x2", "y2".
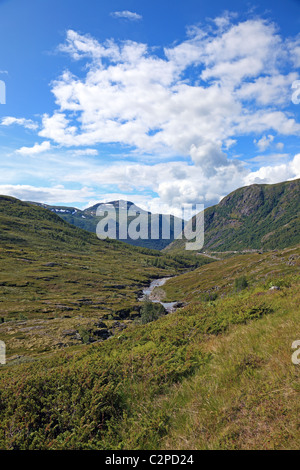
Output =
[{"x1": 0, "y1": 245, "x2": 299, "y2": 449}]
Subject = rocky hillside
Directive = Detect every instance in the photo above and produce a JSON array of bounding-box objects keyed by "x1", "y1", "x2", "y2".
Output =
[{"x1": 165, "y1": 179, "x2": 300, "y2": 253}]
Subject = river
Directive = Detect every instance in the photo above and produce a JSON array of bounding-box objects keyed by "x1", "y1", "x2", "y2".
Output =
[{"x1": 139, "y1": 277, "x2": 178, "y2": 312}]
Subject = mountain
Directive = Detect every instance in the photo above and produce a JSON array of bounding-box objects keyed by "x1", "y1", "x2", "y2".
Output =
[
  {"x1": 1, "y1": 196, "x2": 299, "y2": 449},
  {"x1": 165, "y1": 178, "x2": 300, "y2": 253},
  {"x1": 28, "y1": 199, "x2": 185, "y2": 251},
  {"x1": 0, "y1": 194, "x2": 209, "y2": 356},
  {"x1": 0, "y1": 194, "x2": 299, "y2": 450}
]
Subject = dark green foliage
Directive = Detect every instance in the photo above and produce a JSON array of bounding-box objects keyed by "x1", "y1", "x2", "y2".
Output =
[
  {"x1": 200, "y1": 292, "x2": 218, "y2": 301},
  {"x1": 140, "y1": 299, "x2": 166, "y2": 324},
  {"x1": 78, "y1": 328, "x2": 91, "y2": 344},
  {"x1": 234, "y1": 276, "x2": 248, "y2": 291}
]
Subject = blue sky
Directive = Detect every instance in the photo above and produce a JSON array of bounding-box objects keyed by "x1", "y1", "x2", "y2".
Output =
[{"x1": 0, "y1": 0, "x2": 300, "y2": 215}]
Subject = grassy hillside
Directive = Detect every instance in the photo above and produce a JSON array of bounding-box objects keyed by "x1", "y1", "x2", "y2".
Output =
[
  {"x1": 0, "y1": 195, "x2": 209, "y2": 358},
  {"x1": 160, "y1": 246, "x2": 300, "y2": 303},
  {"x1": 0, "y1": 194, "x2": 299, "y2": 450},
  {"x1": 0, "y1": 244, "x2": 299, "y2": 449},
  {"x1": 165, "y1": 179, "x2": 300, "y2": 253}
]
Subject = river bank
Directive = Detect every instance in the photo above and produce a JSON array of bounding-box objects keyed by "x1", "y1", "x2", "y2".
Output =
[{"x1": 138, "y1": 277, "x2": 182, "y2": 313}]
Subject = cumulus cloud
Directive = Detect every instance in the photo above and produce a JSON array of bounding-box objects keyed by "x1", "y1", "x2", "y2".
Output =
[
  {"x1": 110, "y1": 11, "x2": 142, "y2": 21},
  {"x1": 39, "y1": 19, "x2": 300, "y2": 167},
  {"x1": 16, "y1": 141, "x2": 51, "y2": 155},
  {"x1": 244, "y1": 153, "x2": 300, "y2": 185},
  {"x1": 3, "y1": 14, "x2": 300, "y2": 212},
  {"x1": 1, "y1": 116, "x2": 38, "y2": 130},
  {"x1": 254, "y1": 134, "x2": 274, "y2": 152},
  {"x1": 1, "y1": 151, "x2": 299, "y2": 213}
]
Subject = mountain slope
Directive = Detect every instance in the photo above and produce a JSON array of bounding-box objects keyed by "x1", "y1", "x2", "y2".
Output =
[
  {"x1": 28, "y1": 199, "x2": 185, "y2": 251},
  {"x1": 165, "y1": 179, "x2": 300, "y2": 253},
  {"x1": 0, "y1": 242, "x2": 299, "y2": 449},
  {"x1": 0, "y1": 195, "x2": 209, "y2": 357}
]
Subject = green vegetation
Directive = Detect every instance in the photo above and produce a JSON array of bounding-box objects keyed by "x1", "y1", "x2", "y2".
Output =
[
  {"x1": 161, "y1": 245, "x2": 300, "y2": 304},
  {"x1": 0, "y1": 195, "x2": 210, "y2": 357},
  {"x1": 0, "y1": 258, "x2": 299, "y2": 449},
  {"x1": 140, "y1": 298, "x2": 166, "y2": 324},
  {"x1": 166, "y1": 178, "x2": 300, "y2": 253},
  {"x1": 234, "y1": 275, "x2": 248, "y2": 292},
  {"x1": 0, "y1": 193, "x2": 299, "y2": 450}
]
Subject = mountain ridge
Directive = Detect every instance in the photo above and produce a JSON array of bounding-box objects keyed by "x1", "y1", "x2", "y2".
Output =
[
  {"x1": 165, "y1": 178, "x2": 300, "y2": 253},
  {"x1": 27, "y1": 199, "x2": 185, "y2": 251}
]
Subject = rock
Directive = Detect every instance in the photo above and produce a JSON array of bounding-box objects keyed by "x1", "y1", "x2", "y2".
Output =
[
  {"x1": 113, "y1": 321, "x2": 127, "y2": 330},
  {"x1": 62, "y1": 329, "x2": 78, "y2": 336},
  {"x1": 94, "y1": 321, "x2": 107, "y2": 328},
  {"x1": 55, "y1": 304, "x2": 73, "y2": 311},
  {"x1": 269, "y1": 286, "x2": 280, "y2": 291},
  {"x1": 7, "y1": 355, "x2": 22, "y2": 362},
  {"x1": 93, "y1": 328, "x2": 111, "y2": 339},
  {"x1": 113, "y1": 307, "x2": 131, "y2": 319}
]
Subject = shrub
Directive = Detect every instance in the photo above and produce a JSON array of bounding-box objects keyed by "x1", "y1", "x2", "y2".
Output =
[
  {"x1": 234, "y1": 276, "x2": 248, "y2": 291},
  {"x1": 78, "y1": 328, "x2": 91, "y2": 344},
  {"x1": 269, "y1": 278, "x2": 291, "y2": 289},
  {"x1": 140, "y1": 299, "x2": 166, "y2": 324}
]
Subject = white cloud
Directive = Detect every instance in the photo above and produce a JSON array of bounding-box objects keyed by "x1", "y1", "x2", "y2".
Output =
[
  {"x1": 244, "y1": 153, "x2": 300, "y2": 185},
  {"x1": 71, "y1": 148, "x2": 98, "y2": 156},
  {"x1": 237, "y1": 72, "x2": 298, "y2": 106},
  {"x1": 286, "y1": 34, "x2": 300, "y2": 68},
  {"x1": 16, "y1": 141, "x2": 51, "y2": 155},
  {"x1": 1, "y1": 116, "x2": 38, "y2": 130},
  {"x1": 3, "y1": 15, "x2": 300, "y2": 213},
  {"x1": 38, "y1": 19, "x2": 300, "y2": 166},
  {"x1": 254, "y1": 134, "x2": 274, "y2": 152},
  {"x1": 1, "y1": 149, "x2": 299, "y2": 213},
  {"x1": 248, "y1": 153, "x2": 289, "y2": 164},
  {"x1": 0, "y1": 184, "x2": 95, "y2": 204},
  {"x1": 110, "y1": 11, "x2": 142, "y2": 21}
]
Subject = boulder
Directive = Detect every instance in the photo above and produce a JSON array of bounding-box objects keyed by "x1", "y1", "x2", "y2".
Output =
[{"x1": 93, "y1": 328, "x2": 111, "y2": 339}]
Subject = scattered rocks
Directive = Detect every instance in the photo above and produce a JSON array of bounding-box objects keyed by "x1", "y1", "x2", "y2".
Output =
[
  {"x1": 173, "y1": 302, "x2": 185, "y2": 308},
  {"x1": 55, "y1": 304, "x2": 73, "y2": 311},
  {"x1": 113, "y1": 321, "x2": 127, "y2": 330}
]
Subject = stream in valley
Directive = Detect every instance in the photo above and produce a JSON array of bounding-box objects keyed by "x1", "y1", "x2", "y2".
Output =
[{"x1": 139, "y1": 277, "x2": 179, "y2": 312}]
